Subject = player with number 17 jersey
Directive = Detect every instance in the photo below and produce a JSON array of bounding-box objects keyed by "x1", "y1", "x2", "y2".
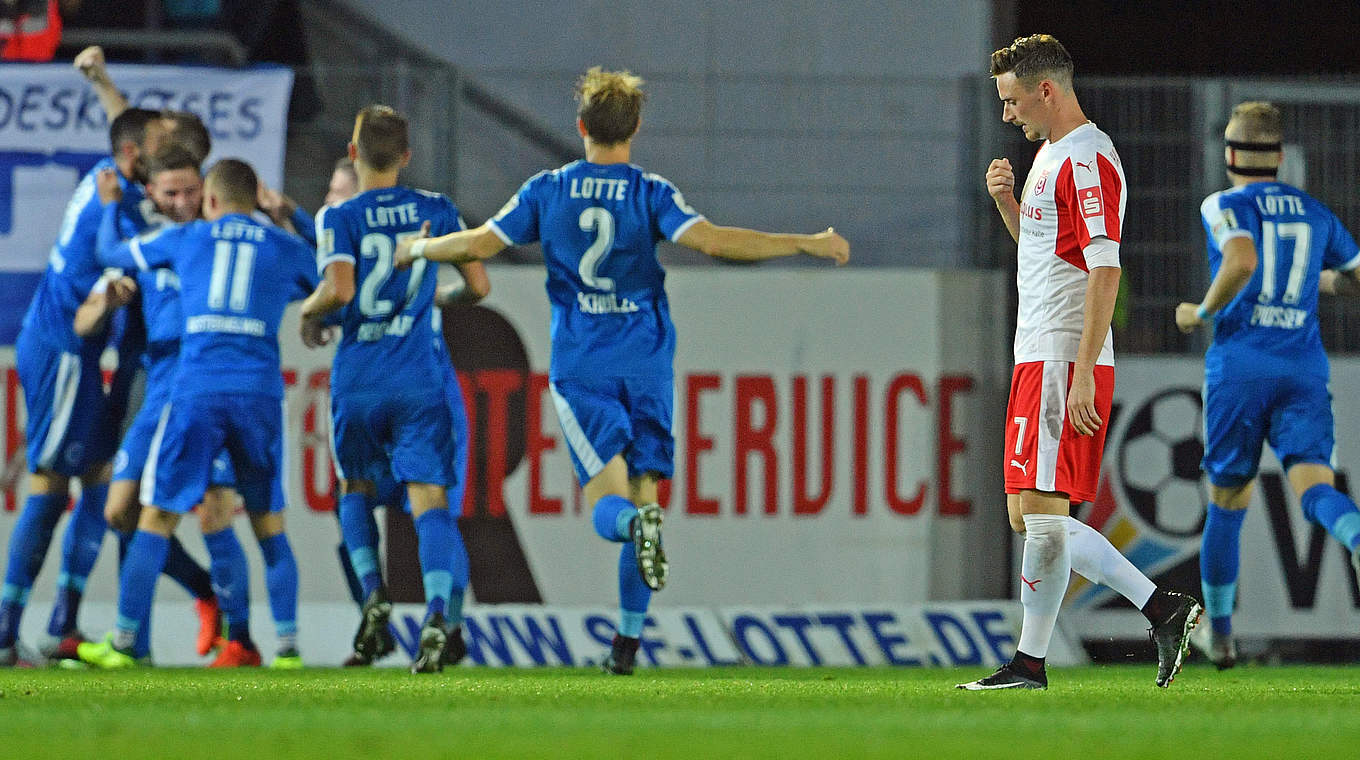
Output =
[{"x1": 1200, "y1": 184, "x2": 1360, "y2": 384}]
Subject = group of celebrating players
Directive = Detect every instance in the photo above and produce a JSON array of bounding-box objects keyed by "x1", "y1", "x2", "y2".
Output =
[
  {"x1": 3, "y1": 32, "x2": 1354, "y2": 685},
  {"x1": 0, "y1": 47, "x2": 849, "y2": 672}
]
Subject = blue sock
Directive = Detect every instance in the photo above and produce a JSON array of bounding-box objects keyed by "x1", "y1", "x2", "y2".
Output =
[
  {"x1": 1200, "y1": 503, "x2": 1246, "y2": 636},
  {"x1": 592, "y1": 494, "x2": 638, "y2": 543},
  {"x1": 132, "y1": 609, "x2": 151, "y2": 660},
  {"x1": 1301, "y1": 483, "x2": 1360, "y2": 551},
  {"x1": 115, "y1": 531, "x2": 170, "y2": 645},
  {"x1": 0, "y1": 492, "x2": 68, "y2": 647},
  {"x1": 47, "y1": 482, "x2": 109, "y2": 636},
  {"x1": 449, "y1": 518, "x2": 469, "y2": 628},
  {"x1": 617, "y1": 544, "x2": 651, "y2": 637},
  {"x1": 415, "y1": 508, "x2": 457, "y2": 620},
  {"x1": 258, "y1": 533, "x2": 298, "y2": 647},
  {"x1": 339, "y1": 492, "x2": 382, "y2": 598},
  {"x1": 203, "y1": 527, "x2": 249, "y2": 629},
  {"x1": 162, "y1": 536, "x2": 213, "y2": 600},
  {"x1": 116, "y1": 529, "x2": 132, "y2": 563}
]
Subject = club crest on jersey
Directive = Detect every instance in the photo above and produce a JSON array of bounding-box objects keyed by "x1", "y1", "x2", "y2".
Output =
[
  {"x1": 1079, "y1": 187, "x2": 1103, "y2": 218},
  {"x1": 1033, "y1": 170, "x2": 1049, "y2": 195}
]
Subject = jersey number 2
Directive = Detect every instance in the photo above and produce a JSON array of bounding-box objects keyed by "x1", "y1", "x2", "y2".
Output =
[{"x1": 578, "y1": 207, "x2": 615, "y2": 291}]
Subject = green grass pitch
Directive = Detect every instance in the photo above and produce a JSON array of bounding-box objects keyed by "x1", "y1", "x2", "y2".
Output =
[{"x1": 1, "y1": 665, "x2": 1357, "y2": 759}]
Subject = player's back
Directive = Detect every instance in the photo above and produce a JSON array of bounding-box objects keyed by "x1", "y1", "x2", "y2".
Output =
[
  {"x1": 22, "y1": 159, "x2": 147, "y2": 352},
  {"x1": 317, "y1": 186, "x2": 459, "y2": 398},
  {"x1": 135, "y1": 213, "x2": 317, "y2": 398},
  {"x1": 1201, "y1": 182, "x2": 1360, "y2": 381},
  {"x1": 491, "y1": 160, "x2": 702, "y2": 379}
]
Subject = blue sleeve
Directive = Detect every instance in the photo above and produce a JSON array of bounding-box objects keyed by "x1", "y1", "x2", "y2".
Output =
[
  {"x1": 436, "y1": 197, "x2": 463, "y2": 237},
  {"x1": 288, "y1": 235, "x2": 322, "y2": 301},
  {"x1": 487, "y1": 174, "x2": 541, "y2": 245},
  {"x1": 129, "y1": 226, "x2": 182, "y2": 271},
  {"x1": 1323, "y1": 211, "x2": 1360, "y2": 271},
  {"x1": 291, "y1": 205, "x2": 317, "y2": 248},
  {"x1": 315, "y1": 204, "x2": 354, "y2": 273},
  {"x1": 95, "y1": 201, "x2": 128, "y2": 270},
  {"x1": 644, "y1": 172, "x2": 705, "y2": 242}
]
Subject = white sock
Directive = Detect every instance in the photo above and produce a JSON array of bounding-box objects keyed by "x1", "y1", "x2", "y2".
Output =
[
  {"x1": 1066, "y1": 516, "x2": 1155, "y2": 609},
  {"x1": 1015, "y1": 513, "x2": 1070, "y2": 659}
]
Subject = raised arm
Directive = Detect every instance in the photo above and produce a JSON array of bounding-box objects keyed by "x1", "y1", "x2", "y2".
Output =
[
  {"x1": 1176, "y1": 236, "x2": 1257, "y2": 333},
  {"x1": 674, "y1": 220, "x2": 848, "y2": 264},
  {"x1": 986, "y1": 158, "x2": 1021, "y2": 243},
  {"x1": 74, "y1": 46, "x2": 129, "y2": 121}
]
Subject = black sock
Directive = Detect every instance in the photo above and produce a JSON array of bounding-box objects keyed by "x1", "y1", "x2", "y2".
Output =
[
  {"x1": 1010, "y1": 649, "x2": 1045, "y2": 678},
  {"x1": 1140, "y1": 588, "x2": 1176, "y2": 625}
]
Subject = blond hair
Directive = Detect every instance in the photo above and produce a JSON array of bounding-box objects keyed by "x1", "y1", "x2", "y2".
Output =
[
  {"x1": 576, "y1": 67, "x2": 644, "y2": 145},
  {"x1": 1227, "y1": 101, "x2": 1282, "y2": 143}
]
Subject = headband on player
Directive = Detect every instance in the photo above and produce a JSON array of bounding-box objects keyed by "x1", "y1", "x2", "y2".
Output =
[
  {"x1": 1226, "y1": 138, "x2": 1282, "y2": 176},
  {"x1": 1225, "y1": 139, "x2": 1282, "y2": 152}
]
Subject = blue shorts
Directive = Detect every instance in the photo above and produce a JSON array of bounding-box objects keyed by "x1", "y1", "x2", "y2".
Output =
[
  {"x1": 367, "y1": 365, "x2": 468, "y2": 511},
  {"x1": 548, "y1": 373, "x2": 674, "y2": 484},
  {"x1": 143, "y1": 393, "x2": 285, "y2": 513},
  {"x1": 331, "y1": 389, "x2": 455, "y2": 492},
  {"x1": 16, "y1": 328, "x2": 114, "y2": 476},
  {"x1": 115, "y1": 356, "x2": 234, "y2": 489},
  {"x1": 1202, "y1": 374, "x2": 1335, "y2": 487},
  {"x1": 444, "y1": 361, "x2": 469, "y2": 511}
]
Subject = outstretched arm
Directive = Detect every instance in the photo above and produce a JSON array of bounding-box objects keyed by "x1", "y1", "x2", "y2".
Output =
[
  {"x1": 393, "y1": 223, "x2": 507, "y2": 268},
  {"x1": 674, "y1": 220, "x2": 848, "y2": 264},
  {"x1": 74, "y1": 46, "x2": 129, "y2": 121},
  {"x1": 1176, "y1": 236, "x2": 1257, "y2": 332}
]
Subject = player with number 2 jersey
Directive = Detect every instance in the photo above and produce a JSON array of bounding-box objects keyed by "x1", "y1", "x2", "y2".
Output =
[{"x1": 391, "y1": 67, "x2": 847, "y2": 674}]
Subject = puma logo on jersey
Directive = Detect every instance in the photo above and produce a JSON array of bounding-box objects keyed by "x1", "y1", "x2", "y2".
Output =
[
  {"x1": 1074, "y1": 160, "x2": 1093, "y2": 172},
  {"x1": 1010, "y1": 459, "x2": 1031, "y2": 476}
]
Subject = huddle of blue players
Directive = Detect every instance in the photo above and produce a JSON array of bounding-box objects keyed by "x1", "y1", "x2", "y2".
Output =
[{"x1": 0, "y1": 65, "x2": 849, "y2": 673}]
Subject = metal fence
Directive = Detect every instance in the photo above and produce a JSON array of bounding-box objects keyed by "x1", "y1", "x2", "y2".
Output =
[{"x1": 973, "y1": 77, "x2": 1360, "y2": 356}]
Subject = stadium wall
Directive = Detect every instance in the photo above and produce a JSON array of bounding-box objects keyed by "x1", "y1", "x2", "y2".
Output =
[
  {"x1": 0, "y1": 267, "x2": 1020, "y2": 663},
  {"x1": 328, "y1": 0, "x2": 994, "y2": 268}
]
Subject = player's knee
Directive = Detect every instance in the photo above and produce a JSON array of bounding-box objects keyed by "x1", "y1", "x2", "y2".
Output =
[
  {"x1": 80, "y1": 461, "x2": 112, "y2": 485},
  {"x1": 249, "y1": 511, "x2": 285, "y2": 539},
  {"x1": 137, "y1": 505, "x2": 180, "y2": 536},
  {"x1": 198, "y1": 488, "x2": 235, "y2": 533},
  {"x1": 28, "y1": 469, "x2": 68, "y2": 495},
  {"x1": 340, "y1": 479, "x2": 376, "y2": 498},
  {"x1": 1008, "y1": 512, "x2": 1027, "y2": 534},
  {"x1": 1209, "y1": 483, "x2": 1252, "y2": 510}
]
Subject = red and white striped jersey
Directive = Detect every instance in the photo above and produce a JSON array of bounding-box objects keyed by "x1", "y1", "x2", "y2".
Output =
[{"x1": 1013, "y1": 122, "x2": 1125, "y2": 366}]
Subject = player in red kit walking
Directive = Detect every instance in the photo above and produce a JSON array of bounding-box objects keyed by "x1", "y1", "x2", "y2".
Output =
[{"x1": 958, "y1": 34, "x2": 1201, "y2": 690}]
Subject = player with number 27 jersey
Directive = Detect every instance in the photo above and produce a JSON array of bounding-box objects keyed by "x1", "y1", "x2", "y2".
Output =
[{"x1": 315, "y1": 186, "x2": 462, "y2": 487}]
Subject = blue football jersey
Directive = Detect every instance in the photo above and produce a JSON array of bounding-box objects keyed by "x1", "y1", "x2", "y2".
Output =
[
  {"x1": 95, "y1": 200, "x2": 184, "y2": 357},
  {"x1": 104, "y1": 213, "x2": 318, "y2": 398},
  {"x1": 315, "y1": 187, "x2": 462, "y2": 397},
  {"x1": 1200, "y1": 182, "x2": 1360, "y2": 382},
  {"x1": 20, "y1": 158, "x2": 148, "y2": 352},
  {"x1": 488, "y1": 161, "x2": 704, "y2": 379}
]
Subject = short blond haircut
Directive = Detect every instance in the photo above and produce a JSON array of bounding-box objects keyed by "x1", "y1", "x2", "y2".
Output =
[
  {"x1": 1227, "y1": 101, "x2": 1282, "y2": 143},
  {"x1": 576, "y1": 67, "x2": 644, "y2": 145}
]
